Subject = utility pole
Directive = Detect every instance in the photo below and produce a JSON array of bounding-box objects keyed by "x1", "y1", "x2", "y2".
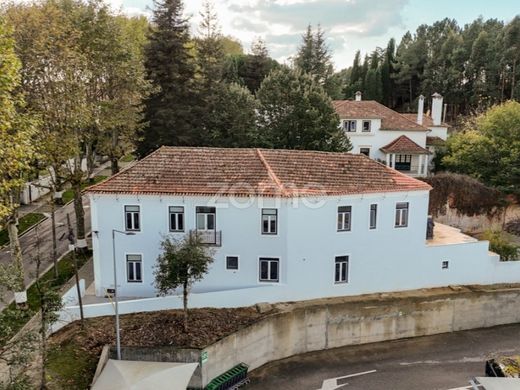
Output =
[{"x1": 66, "y1": 213, "x2": 84, "y2": 327}]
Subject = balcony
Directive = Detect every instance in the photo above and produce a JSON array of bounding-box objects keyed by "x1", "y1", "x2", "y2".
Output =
[{"x1": 190, "y1": 229, "x2": 222, "y2": 246}]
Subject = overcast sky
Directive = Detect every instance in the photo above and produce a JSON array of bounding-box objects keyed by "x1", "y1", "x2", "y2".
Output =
[{"x1": 109, "y1": 0, "x2": 518, "y2": 69}]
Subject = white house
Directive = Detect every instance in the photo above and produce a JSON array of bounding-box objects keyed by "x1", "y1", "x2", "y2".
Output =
[
  {"x1": 87, "y1": 147, "x2": 520, "y2": 307},
  {"x1": 333, "y1": 92, "x2": 449, "y2": 177}
]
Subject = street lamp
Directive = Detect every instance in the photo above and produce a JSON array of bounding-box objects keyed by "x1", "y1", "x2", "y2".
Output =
[{"x1": 112, "y1": 229, "x2": 135, "y2": 360}]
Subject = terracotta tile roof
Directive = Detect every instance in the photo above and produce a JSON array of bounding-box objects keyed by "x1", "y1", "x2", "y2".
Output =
[
  {"x1": 380, "y1": 135, "x2": 431, "y2": 154},
  {"x1": 426, "y1": 136, "x2": 446, "y2": 146},
  {"x1": 88, "y1": 147, "x2": 431, "y2": 197},
  {"x1": 402, "y1": 113, "x2": 450, "y2": 128},
  {"x1": 333, "y1": 100, "x2": 429, "y2": 131}
]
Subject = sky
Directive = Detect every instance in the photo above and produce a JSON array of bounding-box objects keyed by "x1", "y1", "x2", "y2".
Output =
[{"x1": 109, "y1": 0, "x2": 519, "y2": 69}]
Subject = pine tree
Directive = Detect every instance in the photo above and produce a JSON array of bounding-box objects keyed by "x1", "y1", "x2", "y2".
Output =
[
  {"x1": 294, "y1": 24, "x2": 314, "y2": 73},
  {"x1": 243, "y1": 38, "x2": 276, "y2": 93},
  {"x1": 381, "y1": 38, "x2": 396, "y2": 107},
  {"x1": 137, "y1": 0, "x2": 200, "y2": 157},
  {"x1": 294, "y1": 24, "x2": 336, "y2": 96}
]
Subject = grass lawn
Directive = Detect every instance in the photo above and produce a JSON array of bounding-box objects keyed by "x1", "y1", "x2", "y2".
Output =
[
  {"x1": 0, "y1": 250, "x2": 91, "y2": 347},
  {"x1": 62, "y1": 176, "x2": 107, "y2": 204},
  {"x1": 120, "y1": 153, "x2": 135, "y2": 163},
  {"x1": 0, "y1": 212, "x2": 46, "y2": 247},
  {"x1": 47, "y1": 339, "x2": 99, "y2": 390}
]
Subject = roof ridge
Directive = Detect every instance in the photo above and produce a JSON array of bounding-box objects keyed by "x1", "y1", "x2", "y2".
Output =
[{"x1": 255, "y1": 149, "x2": 289, "y2": 197}]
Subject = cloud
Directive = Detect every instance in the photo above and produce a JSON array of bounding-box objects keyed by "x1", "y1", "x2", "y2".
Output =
[
  {"x1": 220, "y1": 0, "x2": 408, "y2": 67},
  {"x1": 113, "y1": 0, "x2": 409, "y2": 68}
]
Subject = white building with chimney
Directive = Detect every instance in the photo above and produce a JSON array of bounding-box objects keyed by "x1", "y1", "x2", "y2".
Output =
[
  {"x1": 85, "y1": 147, "x2": 519, "y2": 309},
  {"x1": 333, "y1": 92, "x2": 449, "y2": 177}
]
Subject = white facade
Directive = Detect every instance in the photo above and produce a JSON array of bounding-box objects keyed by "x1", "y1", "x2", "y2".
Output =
[
  {"x1": 89, "y1": 189, "x2": 517, "y2": 304},
  {"x1": 336, "y1": 93, "x2": 450, "y2": 177}
]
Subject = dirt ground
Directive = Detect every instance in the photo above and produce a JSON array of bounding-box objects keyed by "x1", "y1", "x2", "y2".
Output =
[
  {"x1": 46, "y1": 307, "x2": 265, "y2": 388},
  {"x1": 51, "y1": 306, "x2": 264, "y2": 354}
]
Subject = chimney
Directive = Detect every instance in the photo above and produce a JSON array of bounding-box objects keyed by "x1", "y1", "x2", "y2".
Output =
[
  {"x1": 431, "y1": 92, "x2": 443, "y2": 126},
  {"x1": 417, "y1": 95, "x2": 424, "y2": 125},
  {"x1": 355, "y1": 91, "x2": 362, "y2": 101}
]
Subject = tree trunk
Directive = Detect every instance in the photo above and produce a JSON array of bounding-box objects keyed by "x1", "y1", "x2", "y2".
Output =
[
  {"x1": 50, "y1": 196, "x2": 58, "y2": 278},
  {"x1": 183, "y1": 281, "x2": 188, "y2": 332},
  {"x1": 111, "y1": 128, "x2": 120, "y2": 175},
  {"x1": 72, "y1": 180, "x2": 87, "y2": 253},
  {"x1": 85, "y1": 142, "x2": 96, "y2": 184},
  {"x1": 7, "y1": 211, "x2": 26, "y2": 307},
  {"x1": 110, "y1": 156, "x2": 119, "y2": 175},
  {"x1": 409, "y1": 79, "x2": 412, "y2": 106},
  {"x1": 511, "y1": 59, "x2": 516, "y2": 100}
]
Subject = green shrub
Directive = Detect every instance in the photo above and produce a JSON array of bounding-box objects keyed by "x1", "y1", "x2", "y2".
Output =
[{"x1": 482, "y1": 230, "x2": 519, "y2": 261}]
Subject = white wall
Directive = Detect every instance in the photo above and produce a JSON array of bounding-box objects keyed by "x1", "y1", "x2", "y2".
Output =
[
  {"x1": 340, "y1": 118, "x2": 428, "y2": 161},
  {"x1": 427, "y1": 126, "x2": 448, "y2": 140},
  {"x1": 89, "y1": 189, "x2": 520, "y2": 307}
]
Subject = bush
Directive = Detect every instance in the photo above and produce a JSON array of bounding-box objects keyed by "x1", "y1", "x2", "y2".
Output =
[
  {"x1": 482, "y1": 230, "x2": 519, "y2": 261},
  {"x1": 421, "y1": 173, "x2": 507, "y2": 218}
]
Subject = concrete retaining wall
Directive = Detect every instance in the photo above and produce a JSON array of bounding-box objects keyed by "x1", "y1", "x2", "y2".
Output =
[{"x1": 197, "y1": 286, "x2": 520, "y2": 388}]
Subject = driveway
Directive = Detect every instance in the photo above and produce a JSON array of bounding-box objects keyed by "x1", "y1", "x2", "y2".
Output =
[{"x1": 248, "y1": 324, "x2": 520, "y2": 390}]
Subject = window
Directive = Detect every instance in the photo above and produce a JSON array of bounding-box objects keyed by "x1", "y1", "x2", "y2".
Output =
[
  {"x1": 343, "y1": 120, "x2": 357, "y2": 132},
  {"x1": 337, "y1": 206, "x2": 352, "y2": 231},
  {"x1": 226, "y1": 256, "x2": 239, "y2": 270},
  {"x1": 259, "y1": 258, "x2": 279, "y2": 282},
  {"x1": 196, "y1": 206, "x2": 216, "y2": 231},
  {"x1": 442, "y1": 260, "x2": 449, "y2": 269},
  {"x1": 127, "y1": 254, "x2": 142, "y2": 282},
  {"x1": 360, "y1": 147, "x2": 370, "y2": 157},
  {"x1": 335, "y1": 256, "x2": 349, "y2": 283},
  {"x1": 261, "y1": 208, "x2": 278, "y2": 235},
  {"x1": 362, "y1": 120, "x2": 371, "y2": 132},
  {"x1": 395, "y1": 202, "x2": 409, "y2": 228},
  {"x1": 395, "y1": 154, "x2": 412, "y2": 171},
  {"x1": 169, "y1": 206, "x2": 184, "y2": 232},
  {"x1": 369, "y1": 204, "x2": 377, "y2": 229},
  {"x1": 124, "y1": 205, "x2": 140, "y2": 231}
]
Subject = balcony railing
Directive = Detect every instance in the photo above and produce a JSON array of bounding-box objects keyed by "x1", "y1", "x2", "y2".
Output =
[{"x1": 190, "y1": 229, "x2": 222, "y2": 246}]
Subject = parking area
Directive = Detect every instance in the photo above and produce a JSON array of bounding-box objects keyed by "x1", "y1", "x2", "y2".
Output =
[{"x1": 248, "y1": 324, "x2": 520, "y2": 390}]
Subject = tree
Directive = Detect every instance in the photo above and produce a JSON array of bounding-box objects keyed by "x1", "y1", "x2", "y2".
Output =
[
  {"x1": 91, "y1": 13, "x2": 149, "y2": 174},
  {"x1": 194, "y1": 1, "x2": 224, "y2": 145},
  {"x1": 442, "y1": 101, "x2": 520, "y2": 193},
  {"x1": 196, "y1": 0, "x2": 223, "y2": 90},
  {"x1": 503, "y1": 16, "x2": 520, "y2": 99},
  {"x1": 294, "y1": 24, "x2": 336, "y2": 96},
  {"x1": 0, "y1": 17, "x2": 37, "y2": 306},
  {"x1": 137, "y1": 0, "x2": 201, "y2": 156},
  {"x1": 209, "y1": 83, "x2": 259, "y2": 147},
  {"x1": 154, "y1": 234, "x2": 214, "y2": 331},
  {"x1": 222, "y1": 39, "x2": 279, "y2": 94},
  {"x1": 381, "y1": 38, "x2": 396, "y2": 107},
  {"x1": 256, "y1": 67, "x2": 352, "y2": 152}
]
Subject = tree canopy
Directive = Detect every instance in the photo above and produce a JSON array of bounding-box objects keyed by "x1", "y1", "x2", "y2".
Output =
[
  {"x1": 256, "y1": 67, "x2": 351, "y2": 152},
  {"x1": 442, "y1": 101, "x2": 520, "y2": 194},
  {"x1": 339, "y1": 16, "x2": 520, "y2": 117}
]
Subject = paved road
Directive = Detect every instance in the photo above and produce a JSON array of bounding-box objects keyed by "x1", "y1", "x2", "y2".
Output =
[
  {"x1": 0, "y1": 196, "x2": 91, "y2": 310},
  {"x1": 248, "y1": 324, "x2": 520, "y2": 390}
]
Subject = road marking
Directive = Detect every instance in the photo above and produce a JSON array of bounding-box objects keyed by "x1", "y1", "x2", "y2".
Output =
[{"x1": 317, "y1": 370, "x2": 377, "y2": 390}]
